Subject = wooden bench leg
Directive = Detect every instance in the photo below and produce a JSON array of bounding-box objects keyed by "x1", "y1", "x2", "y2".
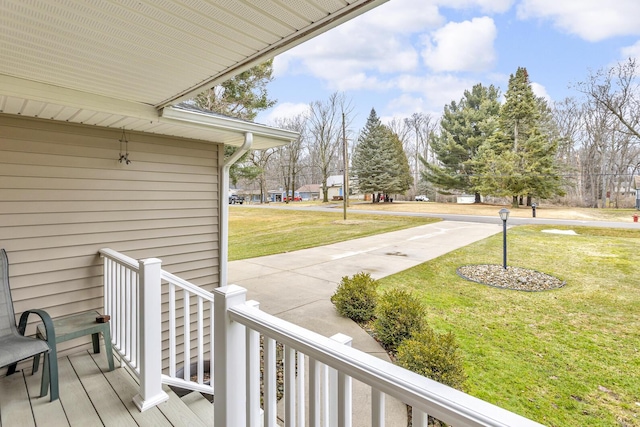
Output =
[
  {"x1": 103, "y1": 328, "x2": 115, "y2": 371},
  {"x1": 93, "y1": 327, "x2": 115, "y2": 371},
  {"x1": 91, "y1": 332, "x2": 101, "y2": 353}
]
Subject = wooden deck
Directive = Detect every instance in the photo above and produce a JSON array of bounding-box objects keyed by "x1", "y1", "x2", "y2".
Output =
[{"x1": 0, "y1": 350, "x2": 212, "y2": 427}]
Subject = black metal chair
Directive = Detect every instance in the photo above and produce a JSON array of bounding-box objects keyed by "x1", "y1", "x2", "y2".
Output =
[{"x1": 0, "y1": 249, "x2": 58, "y2": 401}]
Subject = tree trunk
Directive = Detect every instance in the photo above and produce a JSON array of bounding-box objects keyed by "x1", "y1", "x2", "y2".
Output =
[
  {"x1": 474, "y1": 192, "x2": 481, "y2": 203},
  {"x1": 512, "y1": 195, "x2": 519, "y2": 208}
]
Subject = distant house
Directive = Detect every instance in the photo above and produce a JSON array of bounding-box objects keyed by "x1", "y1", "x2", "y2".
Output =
[
  {"x1": 297, "y1": 184, "x2": 321, "y2": 201},
  {"x1": 267, "y1": 189, "x2": 301, "y2": 202},
  {"x1": 324, "y1": 175, "x2": 345, "y2": 200}
]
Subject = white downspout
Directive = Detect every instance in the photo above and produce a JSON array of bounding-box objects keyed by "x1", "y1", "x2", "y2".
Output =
[{"x1": 220, "y1": 132, "x2": 253, "y2": 287}]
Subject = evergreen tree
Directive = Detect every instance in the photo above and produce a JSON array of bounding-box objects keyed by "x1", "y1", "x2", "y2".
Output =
[
  {"x1": 191, "y1": 60, "x2": 276, "y2": 121},
  {"x1": 352, "y1": 109, "x2": 410, "y2": 202},
  {"x1": 424, "y1": 84, "x2": 501, "y2": 202},
  {"x1": 383, "y1": 126, "x2": 413, "y2": 195},
  {"x1": 186, "y1": 60, "x2": 277, "y2": 185},
  {"x1": 472, "y1": 67, "x2": 564, "y2": 206}
]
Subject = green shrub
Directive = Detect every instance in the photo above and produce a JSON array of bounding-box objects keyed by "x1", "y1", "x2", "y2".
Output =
[
  {"x1": 330, "y1": 272, "x2": 378, "y2": 322},
  {"x1": 397, "y1": 328, "x2": 466, "y2": 390},
  {"x1": 373, "y1": 288, "x2": 426, "y2": 351}
]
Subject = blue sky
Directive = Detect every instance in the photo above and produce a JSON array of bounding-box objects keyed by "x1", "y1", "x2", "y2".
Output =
[{"x1": 256, "y1": 0, "x2": 640, "y2": 132}]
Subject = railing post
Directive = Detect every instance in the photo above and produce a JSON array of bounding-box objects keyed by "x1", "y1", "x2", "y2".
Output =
[
  {"x1": 133, "y1": 258, "x2": 169, "y2": 411},
  {"x1": 214, "y1": 285, "x2": 247, "y2": 427}
]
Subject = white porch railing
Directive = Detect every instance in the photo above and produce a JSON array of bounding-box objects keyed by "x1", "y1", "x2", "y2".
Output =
[
  {"x1": 100, "y1": 248, "x2": 214, "y2": 410},
  {"x1": 100, "y1": 249, "x2": 544, "y2": 426}
]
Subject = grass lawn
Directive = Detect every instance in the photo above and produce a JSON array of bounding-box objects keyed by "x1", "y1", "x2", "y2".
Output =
[
  {"x1": 377, "y1": 225, "x2": 640, "y2": 427},
  {"x1": 228, "y1": 207, "x2": 439, "y2": 260}
]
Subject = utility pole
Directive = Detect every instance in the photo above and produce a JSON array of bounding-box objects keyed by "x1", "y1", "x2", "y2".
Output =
[{"x1": 342, "y1": 112, "x2": 349, "y2": 220}]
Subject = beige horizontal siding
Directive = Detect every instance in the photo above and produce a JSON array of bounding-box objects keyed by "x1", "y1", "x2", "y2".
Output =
[{"x1": 0, "y1": 115, "x2": 221, "y2": 358}]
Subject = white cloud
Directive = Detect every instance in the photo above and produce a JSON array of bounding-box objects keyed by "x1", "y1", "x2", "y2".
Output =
[
  {"x1": 386, "y1": 94, "x2": 427, "y2": 114},
  {"x1": 361, "y1": 0, "x2": 445, "y2": 33},
  {"x1": 394, "y1": 74, "x2": 476, "y2": 111},
  {"x1": 421, "y1": 17, "x2": 497, "y2": 72},
  {"x1": 438, "y1": 0, "x2": 514, "y2": 14},
  {"x1": 517, "y1": 0, "x2": 640, "y2": 42},
  {"x1": 260, "y1": 102, "x2": 310, "y2": 125},
  {"x1": 530, "y1": 82, "x2": 550, "y2": 101},
  {"x1": 621, "y1": 40, "x2": 640, "y2": 61},
  {"x1": 273, "y1": 0, "x2": 451, "y2": 91}
]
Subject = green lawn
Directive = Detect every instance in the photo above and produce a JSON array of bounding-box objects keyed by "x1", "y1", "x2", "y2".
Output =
[
  {"x1": 378, "y1": 226, "x2": 640, "y2": 427},
  {"x1": 228, "y1": 207, "x2": 639, "y2": 425},
  {"x1": 228, "y1": 208, "x2": 439, "y2": 260}
]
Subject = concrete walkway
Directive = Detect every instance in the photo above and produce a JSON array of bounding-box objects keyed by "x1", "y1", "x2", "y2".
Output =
[{"x1": 228, "y1": 220, "x2": 502, "y2": 426}]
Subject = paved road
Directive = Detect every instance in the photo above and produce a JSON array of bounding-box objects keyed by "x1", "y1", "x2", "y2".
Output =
[{"x1": 238, "y1": 202, "x2": 640, "y2": 229}]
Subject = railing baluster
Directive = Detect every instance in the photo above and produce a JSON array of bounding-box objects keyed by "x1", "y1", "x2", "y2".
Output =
[
  {"x1": 119, "y1": 264, "x2": 125, "y2": 356},
  {"x1": 372, "y1": 389, "x2": 385, "y2": 427},
  {"x1": 297, "y1": 350, "x2": 305, "y2": 426},
  {"x1": 197, "y1": 296, "x2": 204, "y2": 385},
  {"x1": 322, "y1": 362, "x2": 329, "y2": 427},
  {"x1": 264, "y1": 336, "x2": 277, "y2": 427},
  {"x1": 246, "y1": 300, "x2": 261, "y2": 427},
  {"x1": 413, "y1": 408, "x2": 428, "y2": 427},
  {"x1": 285, "y1": 345, "x2": 296, "y2": 427},
  {"x1": 134, "y1": 271, "x2": 140, "y2": 370},
  {"x1": 130, "y1": 269, "x2": 137, "y2": 367},
  {"x1": 183, "y1": 290, "x2": 190, "y2": 382},
  {"x1": 309, "y1": 357, "x2": 321, "y2": 427},
  {"x1": 125, "y1": 268, "x2": 131, "y2": 359},
  {"x1": 169, "y1": 282, "x2": 176, "y2": 377}
]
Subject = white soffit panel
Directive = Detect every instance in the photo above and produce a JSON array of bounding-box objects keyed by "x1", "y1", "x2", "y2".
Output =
[{"x1": 1, "y1": 0, "x2": 388, "y2": 146}]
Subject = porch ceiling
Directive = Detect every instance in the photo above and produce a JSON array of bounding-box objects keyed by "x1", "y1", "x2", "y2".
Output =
[{"x1": 0, "y1": 0, "x2": 387, "y2": 149}]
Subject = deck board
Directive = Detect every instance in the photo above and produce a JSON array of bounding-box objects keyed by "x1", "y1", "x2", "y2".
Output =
[
  {"x1": 69, "y1": 353, "x2": 137, "y2": 427},
  {"x1": 0, "y1": 371, "x2": 36, "y2": 427},
  {"x1": 24, "y1": 365, "x2": 69, "y2": 427},
  {"x1": 0, "y1": 350, "x2": 206, "y2": 427},
  {"x1": 57, "y1": 355, "x2": 104, "y2": 426},
  {"x1": 87, "y1": 352, "x2": 173, "y2": 427},
  {"x1": 157, "y1": 388, "x2": 209, "y2": 427}
]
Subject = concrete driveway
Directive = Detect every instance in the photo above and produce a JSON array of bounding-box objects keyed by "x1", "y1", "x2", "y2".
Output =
[{"x1": 228, "y1": 221, "x2": 502, "y2": 426}]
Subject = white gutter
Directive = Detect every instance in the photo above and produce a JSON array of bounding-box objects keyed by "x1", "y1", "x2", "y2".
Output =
[{"x1": 219, "y1": 132, "x2": 253, "y2": 287}]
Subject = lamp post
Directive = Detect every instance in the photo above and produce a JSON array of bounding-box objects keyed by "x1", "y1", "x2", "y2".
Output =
[{"x1": 499, "y1": 208, "x2": 510, "y2": 269}]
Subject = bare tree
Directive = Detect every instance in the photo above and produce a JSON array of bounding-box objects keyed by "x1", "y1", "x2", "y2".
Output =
[
  {"x1": 576, "y1": 59, "x2": 640, "y2": 207},
  {"x1": 272, "y1": 114, "x2": 308, "y2": 203},
  {"x1": 578, "y1": 58, "x2": 640, "y2": 140},
  {"x1": 308, "y1": 92, "x2": 353, "y2": 202},
  {"x1": 248, "y1": 148, "x2": 276, "y2": 203},
  {"x1": 404, "y1": 113, "x2": 437, "y2": 196}
]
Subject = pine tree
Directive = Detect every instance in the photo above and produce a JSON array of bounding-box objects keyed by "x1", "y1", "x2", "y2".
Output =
[
  {"x1": 472, "y1": 67, "x2": 564, "y2": 206},
  {"x1": 424, "y1": 84, "x2": 500, "y2": 202},
  {"x1": 191, "y1": 60, "x2": 276, "y2": 121},
  {"x1": 352, "y1": 109, "x2": 411, "y2": 202},
  {"x1": 383, "y1": 126, "x2": 413, "y2": 195}
]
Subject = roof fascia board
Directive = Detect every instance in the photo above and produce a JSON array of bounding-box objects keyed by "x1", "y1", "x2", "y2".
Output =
[
  {"x1": 160, "y1": 106, "x2": 297, "y2": 144},
  {"x1": 157, "y1": 0, "x2": 389, "y2": 108}
]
